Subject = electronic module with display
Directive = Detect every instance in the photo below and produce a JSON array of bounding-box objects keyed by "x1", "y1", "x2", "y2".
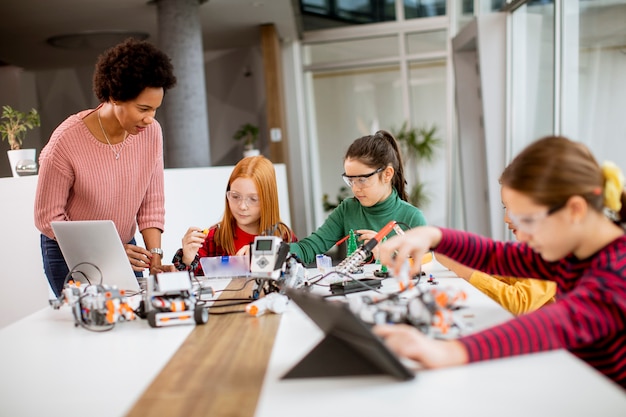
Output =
[{"x1": 250, "y1": 236, "x2": 289, "y2": 279}]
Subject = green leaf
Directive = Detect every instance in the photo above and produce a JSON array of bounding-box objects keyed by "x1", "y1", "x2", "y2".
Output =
[
  {"x1": 0, "y1": 105, "x2": 40, "y2": 149},
  {"x1": 391, "y1": 122, "x2": 441, "y2": 208},
  {"x1": 233, "y1": 123, "x2": 259, "y2": 147}
]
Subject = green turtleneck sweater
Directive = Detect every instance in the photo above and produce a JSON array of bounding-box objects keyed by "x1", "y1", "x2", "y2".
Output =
[{"x1": 289, "y1": 188, "x2": 427, "y2": 264}]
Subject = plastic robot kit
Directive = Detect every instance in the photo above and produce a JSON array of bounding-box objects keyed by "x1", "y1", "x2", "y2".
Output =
[
  {"x1": 50, "y1": 280, "x2": 137, "y2": 331},
  {"x1": 309, "y1": 220, "x2": 471, "y2": 337},
  {"x1": 142, "y1": 271, "x2": 209, "y2": 328},
  {"x1": 246, "y1": 235, "x2": 307, "y2": 317},
  {"x1": 346, "y1": 284, "x2": 468, "y2": 337},
  {"x1": 51, "y1": 270, "x2": 210, "y2": 330}
]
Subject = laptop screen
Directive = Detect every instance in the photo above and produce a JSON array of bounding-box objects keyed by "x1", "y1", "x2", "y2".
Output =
[{"x1": 51, "y1": 220, "x2": 141, "y2": 292}]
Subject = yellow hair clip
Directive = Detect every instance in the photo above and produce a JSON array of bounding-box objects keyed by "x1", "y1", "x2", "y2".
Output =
[{"x1": 601, "y1": 161, "x2": 624, "y2": 213}]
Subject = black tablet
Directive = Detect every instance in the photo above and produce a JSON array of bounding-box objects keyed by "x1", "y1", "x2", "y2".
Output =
[{"x1": 283, "y1": 288, "x2": 415, "y2": 381}]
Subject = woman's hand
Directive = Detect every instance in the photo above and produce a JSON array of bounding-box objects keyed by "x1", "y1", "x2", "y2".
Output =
[
  {"x1": 181, "y1": 227, "x2": 206, "y2": 265},
  {"x1": 124, "y1": 243, "x2": 152, "y2": 272},
  {"x1": 378, "y1": 226, "x2": 443, "y2": 276},
  {"x1": 151, "y1": 264, "x2": 176, "y2": 274},
  {"x1": 373, "y1": 324, "x2": 468, "y2": 368}
]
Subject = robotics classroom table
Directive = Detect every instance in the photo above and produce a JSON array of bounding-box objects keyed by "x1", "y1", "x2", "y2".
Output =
[
  {"x1": 129, "y1": 262, "x2": 626, "y2": 417},
  {"x1": 1, "y1": 263, "x2": 625, "y2": 417}
]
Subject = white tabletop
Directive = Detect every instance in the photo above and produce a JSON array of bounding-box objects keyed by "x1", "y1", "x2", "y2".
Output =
[
  {"x1": 0, "y1": 278, "x2": 233, "y2": 417},
  {"x1": 254, "y1": 261, "x2": 626, "y2": 417},
  {"x1": 0, "y1": 307, "x2": 194, "y2": 417},
  {"x1": 1, "y1": 264, "x2": 624, "y2": 417}
]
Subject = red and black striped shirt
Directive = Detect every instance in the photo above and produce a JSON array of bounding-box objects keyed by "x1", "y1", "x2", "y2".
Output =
[{"x1": 436, "y1": 228, "x2": 626, "y2": 389}]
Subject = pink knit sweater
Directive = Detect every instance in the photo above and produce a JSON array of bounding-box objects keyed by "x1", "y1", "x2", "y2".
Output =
[{"x1": 34, "y1": 108, "x2": 165, "y2": 244}]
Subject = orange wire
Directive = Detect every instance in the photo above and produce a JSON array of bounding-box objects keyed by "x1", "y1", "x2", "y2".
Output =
[{"x1": 335, "y1": 234, "x2": 350, "y2": 246}]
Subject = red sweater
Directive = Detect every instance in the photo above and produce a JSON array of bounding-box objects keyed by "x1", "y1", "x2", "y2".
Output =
[
  {"x1": 436, "y1": 228, "x2": 626, "y2": 389},
  {"x1": 34, "y1": 107, "x2": 165, "y2": 244},
  {"x1": 173, "y1": 224, "x2": 297, "y2": 275},
  {"x1": 172, "y1": 225, "x2": 251, "y2": 275}
]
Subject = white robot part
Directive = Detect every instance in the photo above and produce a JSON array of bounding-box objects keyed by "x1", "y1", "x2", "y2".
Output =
[{"x1": 246, "y1": 292, "x2": 289, "y2": 317}]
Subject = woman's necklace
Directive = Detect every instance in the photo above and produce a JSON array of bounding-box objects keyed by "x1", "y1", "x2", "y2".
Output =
[{"x1": 97, "y1": 109, "x2": 127, "y2": 160}]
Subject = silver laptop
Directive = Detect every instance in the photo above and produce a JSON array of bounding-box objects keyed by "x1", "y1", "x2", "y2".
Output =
[{"x1": 51, "y1": 220, "x2": 141, "y2": 292}]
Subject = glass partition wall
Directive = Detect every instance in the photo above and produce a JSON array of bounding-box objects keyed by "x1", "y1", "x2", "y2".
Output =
[
  {"x1": 302, "y1": 19, "x2": 450, "y2": 230},
  {"x1": 296, "y1": 0, "x2": 626, "y2": 237},
  {"x1": 508, "y1": 0, "x2": 626, "y2": 169},
  {"x1": 565, "y1": 0, "x2": 626, "y2": 168},
  {"x1": 509, "y1": 1, "x2": 555, "y2": 157}
]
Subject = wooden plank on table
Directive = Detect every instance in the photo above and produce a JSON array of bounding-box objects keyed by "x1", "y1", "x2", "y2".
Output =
[{"x1": 126, "y1": 280, "x2": 282, "y2": 417}]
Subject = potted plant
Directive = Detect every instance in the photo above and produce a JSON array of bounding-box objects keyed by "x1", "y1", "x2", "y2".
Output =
[
  {"x1": 0, "y1": 105, "x2": 41, "y2": 177},
  {"x1": 233, "y1": 123, "x2": 260, "y2": 157},
  {"x1": 322, "y1": 185, "x2": 352, "y2": 213},
  {"x1": 392, "y1": 122, "x2": 442, "y2": 208}
]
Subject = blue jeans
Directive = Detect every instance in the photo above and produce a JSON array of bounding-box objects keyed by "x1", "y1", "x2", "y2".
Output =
[{"x1": 41, "y1": 234, "x2": 143, "y2": 297}]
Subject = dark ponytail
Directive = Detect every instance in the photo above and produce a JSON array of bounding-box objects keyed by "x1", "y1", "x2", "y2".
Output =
[{"x1": 345, "y1": 130, "x2": 409, "y2": 202}]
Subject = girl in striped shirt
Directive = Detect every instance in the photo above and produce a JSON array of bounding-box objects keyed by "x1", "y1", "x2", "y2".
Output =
[{"x1": 375, "y1": 136, "x2": 626, "y2": 389}]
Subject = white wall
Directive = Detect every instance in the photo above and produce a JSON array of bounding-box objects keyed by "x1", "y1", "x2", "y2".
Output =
[{"x1": 0, "y1": 176, "x2": 50, "y2": 328}]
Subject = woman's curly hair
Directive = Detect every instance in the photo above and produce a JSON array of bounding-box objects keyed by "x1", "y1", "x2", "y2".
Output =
[{"x1": 93, "y1": 37, "x2": 177, "y2": 102}]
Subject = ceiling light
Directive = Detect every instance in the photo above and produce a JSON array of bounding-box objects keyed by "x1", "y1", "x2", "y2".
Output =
[{"x1": 46, "y1": 31, "x2": 150, "y2": 50}]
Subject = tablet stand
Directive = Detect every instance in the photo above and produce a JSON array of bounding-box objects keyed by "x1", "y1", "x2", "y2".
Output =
[
  {"x1": 282, "y1": 333, "x2": 389, "y2": 379},
  {"x1": 282, "y1": 288, "x2": 415, "y2": 381}
]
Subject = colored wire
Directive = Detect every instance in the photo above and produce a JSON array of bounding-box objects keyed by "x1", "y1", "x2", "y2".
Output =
[{"x1": 335, "y1": 234, "x2": 350, "y2": 246}]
